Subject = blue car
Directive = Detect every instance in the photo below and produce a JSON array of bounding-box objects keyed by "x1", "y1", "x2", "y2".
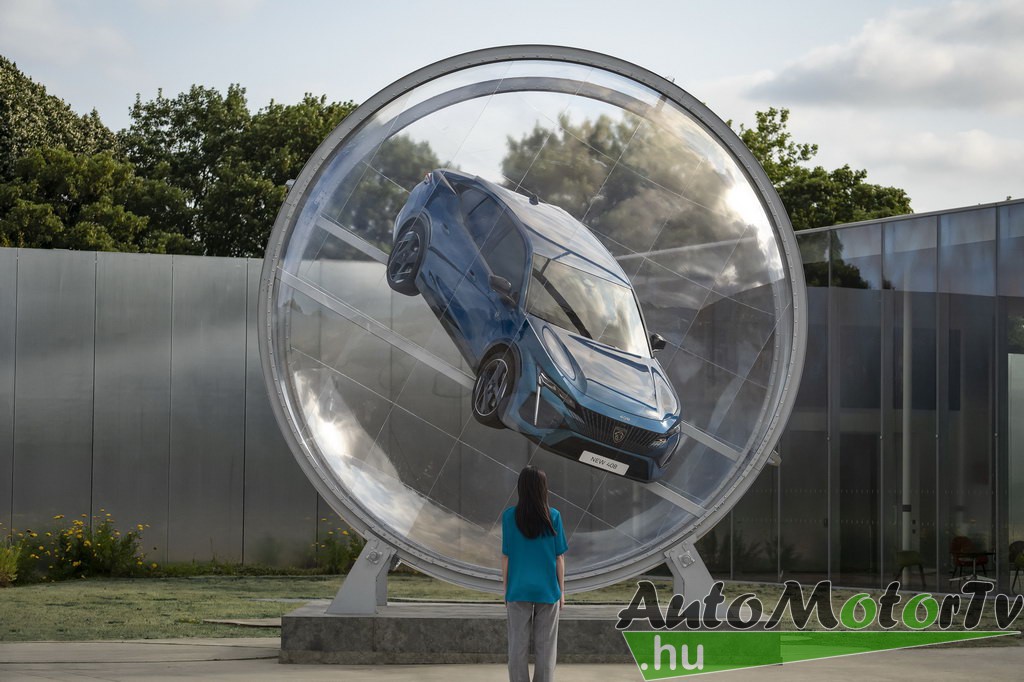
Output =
[{"x1": 386, "y1": 170, "x2": 681, "y2": 482}]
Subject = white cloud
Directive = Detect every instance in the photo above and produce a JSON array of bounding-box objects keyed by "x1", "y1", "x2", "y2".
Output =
[
  {"x1": 856, "y1": 128, "x2": 1024, "y2": 208},
  {"x1": 0, "y1": 0, "x2": 132, "y2": 68},
  {"x1": 748, "y1": 0, "x2": 1024, "y2": 112},
  {"x1": 138, "y1": 0, "x2": 265, "y2": 19},
  {"x1": 864, "y1": 128, "x2": 1024, "y2": 175}
]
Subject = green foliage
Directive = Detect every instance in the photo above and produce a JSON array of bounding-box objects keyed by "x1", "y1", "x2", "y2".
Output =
[
  {"x1": 315, "y1": 524, "x2": 366, "y2": 574},
  {"x1": 1008, "y1": 315, "x2": 1024, "y2": 354},
  {"x1": 0, "y1": 56, "x2": 116, "y2": 182},
  {"x1": 322, "y1": 134, "x2": 441, "y2": 252},
  {"x1": 4, "y1": 513, "x2": 155, "y2": 583},
  {"x1": 737, "y1": 107, "x2": 913, "y2": 230},
  {"x1": 119, "y1": 86, "x2": 357, "y2": 256},
  {"x1": 48, "y1": 513, "x2": 154, "y2": 580},
  {"x1": 0, "y1": 146, "x2": 195, "y2": 252},
  {"x1": 1, "y1": 53, "x2": 912, "y2": 260},
  {"x1": 153, "y1": 560, "x2": 325, "y2": 577},
  {"x1": 0, "y1": 534, "x2": 22, "y2": 587}
]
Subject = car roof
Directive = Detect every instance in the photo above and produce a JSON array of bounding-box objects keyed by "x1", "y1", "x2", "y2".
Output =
[{"x1": 439, "y1": 170, "x2": 631, "y2": 288}]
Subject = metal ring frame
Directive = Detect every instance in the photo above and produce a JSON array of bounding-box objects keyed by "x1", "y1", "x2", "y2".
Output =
[{"x1": 258, "y1": 45, "x2": 808, "y2": 593}]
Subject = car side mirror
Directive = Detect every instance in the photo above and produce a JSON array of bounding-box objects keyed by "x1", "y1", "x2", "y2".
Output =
[
  {"x1": 650, "y1": 333, "x2": 667, "y2": 353},
  {"x1": 489, "y1": 275, "x2": 516, "y2": 305}
]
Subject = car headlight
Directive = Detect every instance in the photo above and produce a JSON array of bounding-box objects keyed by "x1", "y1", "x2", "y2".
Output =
[
  {"x1": 654, "y1": 373, "x2": 678, "y2": 417},
  {"x1": 541, "y1": 327, "x2": 576, "y2": 381},
  {"x1": 538, "y1": 371, "x2": 576, "y2": 410},
  {"x1": 651, "y1": 423, "x2": 680, "y2": 448}
]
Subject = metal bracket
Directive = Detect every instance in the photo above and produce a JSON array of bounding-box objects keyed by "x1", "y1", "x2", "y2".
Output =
[
  {"x1": 326, "y1": 535, "x2": 397, "y2": 615},
  {"x1": 664, "y1": 538, "x2": 725, "y2": 619}
]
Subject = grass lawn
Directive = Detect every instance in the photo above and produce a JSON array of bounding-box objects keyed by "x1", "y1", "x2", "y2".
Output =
[
  {"x1": 0, "y1": 574, "x2": 673, "y2": 641},
  {"x1": 1, "y1": 575, "x2": 1021, "y2": 645}
]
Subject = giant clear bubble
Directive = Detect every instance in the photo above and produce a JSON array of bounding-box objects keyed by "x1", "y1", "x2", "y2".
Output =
[{"x1": 259, "y1": 47, "x2": 806, "y2": 592}]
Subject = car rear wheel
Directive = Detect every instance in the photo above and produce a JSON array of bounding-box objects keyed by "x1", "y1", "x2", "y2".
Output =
[
  {"x1": 386, "y1": 221, "x2": 425, "y2": 295},
  {"x1": 472, "y1": 350, "x2": 515, "y2": 429}
]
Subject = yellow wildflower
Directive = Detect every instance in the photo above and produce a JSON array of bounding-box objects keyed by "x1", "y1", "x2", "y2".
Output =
[{"x1": 53, "y1": 514, "x2": 64, "y2": 520}]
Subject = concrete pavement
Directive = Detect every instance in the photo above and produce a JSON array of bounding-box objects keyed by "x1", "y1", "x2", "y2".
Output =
[{"x1": 1, "y1": 637, "x2": 1023, "y2": 681}]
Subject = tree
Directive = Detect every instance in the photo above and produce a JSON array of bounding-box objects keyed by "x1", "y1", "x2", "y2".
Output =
[
  {"x1": 320, "y1": 134, "x2": 442, "y2": 253},
  {"x1": 0, "y1": 56, "x2": 117, "y2": 181},
  {"x1": 0, "y1": 146, "x2": 193, "y2": 253},
  {"x1": 119, "y1": 86, "x2": 357, "y2": 256},
  {"x1": 737, "y1": 108, "x2": 912, "y2": 230}
]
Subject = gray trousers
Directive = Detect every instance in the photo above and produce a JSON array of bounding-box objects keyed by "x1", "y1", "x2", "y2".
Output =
[{"x1": 506, "y1": 601, "x2": 559, "y2": 682}]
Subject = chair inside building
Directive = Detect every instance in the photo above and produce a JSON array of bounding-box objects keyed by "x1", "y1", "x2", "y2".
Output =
[
  {"x1": 949, "y1": 535, "x2": 988, "y2": 580},
  {"x1": 893, "y1": 550, "x2": 926, "y2": 589},
  {"x1": 1010, "y1": 540, "x2": 1024, "y2": 593}
]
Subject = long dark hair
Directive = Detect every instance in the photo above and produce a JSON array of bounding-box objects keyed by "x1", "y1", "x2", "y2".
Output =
[{"x1": 515, "y1": 466, "x2": 555, "y2": 539}]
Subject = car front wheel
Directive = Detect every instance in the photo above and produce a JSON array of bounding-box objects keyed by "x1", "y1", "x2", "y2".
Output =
[{"x1": 472, "y1": 350, "x2": 515, "y2": 429}]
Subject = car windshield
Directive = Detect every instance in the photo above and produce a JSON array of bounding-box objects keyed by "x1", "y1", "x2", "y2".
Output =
[{"x1": 526, "y1": 255, "x2": 649, "y2": 357}]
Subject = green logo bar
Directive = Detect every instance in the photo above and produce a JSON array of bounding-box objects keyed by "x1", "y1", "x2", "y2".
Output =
[{"x1": 622, "y1": 630, "x2": 1016, "y2": 679}]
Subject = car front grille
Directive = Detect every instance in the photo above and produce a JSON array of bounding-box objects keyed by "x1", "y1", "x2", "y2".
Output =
[{"x1": 566, "y1": 405, "x2": 664, "y2": 453}]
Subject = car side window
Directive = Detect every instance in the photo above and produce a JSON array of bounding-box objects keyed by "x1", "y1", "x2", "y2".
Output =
[
  {"x1": 481, "y1": 222, "x2": 527, "y2": 297},
  {"x1": 460, "y1": 188, "x2": 502, "y2": 250}
]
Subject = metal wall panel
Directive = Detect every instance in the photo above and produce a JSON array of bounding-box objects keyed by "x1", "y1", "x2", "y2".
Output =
[
  {"x1": 12, "y1": 249, "x2": 96, "y2": 530},
  {"x1": 0, "y1": 248, "x2": 16, "y2": 533},
  {"x1": 242, "y1": 258, "x2": 318, "y2": 566},
  {"x1": 92, "y1": 252, "x2": 172, "y2": 562},
  {"x1": 167, "y1": 256, "x2": 247, "y2": 562}
]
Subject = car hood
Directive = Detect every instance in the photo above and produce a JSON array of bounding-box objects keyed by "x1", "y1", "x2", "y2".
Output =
[{"x1": 544, "y1": 324, "x2": 676, "y2": 421}]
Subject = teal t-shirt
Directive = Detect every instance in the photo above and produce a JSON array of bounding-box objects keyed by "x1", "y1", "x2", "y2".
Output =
[{"x1": 502, "y1": 506, "x2": 568, "y2": 604}]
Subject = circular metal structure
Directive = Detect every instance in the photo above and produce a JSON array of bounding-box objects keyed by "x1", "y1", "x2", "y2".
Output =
[{"x1": 259, "y1": 46, "x2": 807, "y2": 593}]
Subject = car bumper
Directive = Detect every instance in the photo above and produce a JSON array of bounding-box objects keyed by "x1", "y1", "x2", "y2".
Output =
[{"x1": 508, "y1": 388, "x2": 677, "y2": 482}]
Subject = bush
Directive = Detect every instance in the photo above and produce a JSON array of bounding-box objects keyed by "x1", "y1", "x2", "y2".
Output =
[
  {"x1": 0, "y1": 535, "x2": 22, "y2": 586},
  {"x1": 1, "y1": 512, "x2": 156, "y2": 583},
  {"x1": 315, "y1": 523, "x2": 365, "y2": 574},
  {"x1": 49, "y1": 513, "x2": 153, "y2": 579}
]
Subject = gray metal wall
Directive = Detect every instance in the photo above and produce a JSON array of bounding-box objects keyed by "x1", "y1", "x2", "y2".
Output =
[{"x1": 0, "y1": 248, "x2": 320, "y2": 565}]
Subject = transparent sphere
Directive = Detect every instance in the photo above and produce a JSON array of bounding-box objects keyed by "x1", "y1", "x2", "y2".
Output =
[{"x1": 260, "y1": 48, "x2": 805, "y2": 591}]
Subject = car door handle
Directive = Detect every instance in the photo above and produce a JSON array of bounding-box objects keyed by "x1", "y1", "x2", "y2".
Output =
[{"x1": 468, "y1": 269, "x2": 476, "y2": 280}]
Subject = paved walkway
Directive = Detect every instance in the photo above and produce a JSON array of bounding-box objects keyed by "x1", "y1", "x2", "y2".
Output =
[{"x1": 1, "y1": 637, "x2": 1022, "y2": 681}]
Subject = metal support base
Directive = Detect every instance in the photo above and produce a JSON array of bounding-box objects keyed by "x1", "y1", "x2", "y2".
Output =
[
  {"x1": 664, "y1": 538, "x2": 726, "y2": 619},
  {"x1": 327, "y1": 535, "x2": 397, "y2": 615}
]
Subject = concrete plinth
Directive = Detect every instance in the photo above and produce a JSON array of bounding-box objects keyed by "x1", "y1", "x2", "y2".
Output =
[{"x1": 280, "y1": 601, "x2": 634, "y2": 664}]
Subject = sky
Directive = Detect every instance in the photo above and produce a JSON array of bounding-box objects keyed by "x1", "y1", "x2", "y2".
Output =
[{"x1": 0, "y1": 0, "x2": 1021, "y2": 214}]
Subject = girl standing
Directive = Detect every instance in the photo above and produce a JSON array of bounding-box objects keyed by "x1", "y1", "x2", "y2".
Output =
[{"x1": 502, "y1": 465, "x2": 568, "y2": 682}]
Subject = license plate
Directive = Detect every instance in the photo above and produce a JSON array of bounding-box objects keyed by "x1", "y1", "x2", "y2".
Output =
[{"x1": 579, "y1": 451, "x2": 628, "y2": 476}]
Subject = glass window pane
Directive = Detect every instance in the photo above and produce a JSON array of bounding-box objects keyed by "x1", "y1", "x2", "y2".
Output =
[
  {"x1": 883, "y1": 216, "x2": 936, "y2": 292},
  {"x1": 832, "y1": 224, "x2": 882, "y2": 587},
  {"x1": 939, "y1": 208, "x2": 996, "y2": 296},
  {"x1": 998, "y1": 203, "x2": 1024, "y2": 297}
]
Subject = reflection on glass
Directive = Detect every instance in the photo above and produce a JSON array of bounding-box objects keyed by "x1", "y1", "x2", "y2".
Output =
[{"x1": 264, "y1": 56, "x2": 800, "y2": 583}]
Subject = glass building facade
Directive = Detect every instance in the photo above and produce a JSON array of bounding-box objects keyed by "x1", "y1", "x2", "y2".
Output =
[{"x1": 699, "y1": 198, "x2": 1024, "y2": 592}]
